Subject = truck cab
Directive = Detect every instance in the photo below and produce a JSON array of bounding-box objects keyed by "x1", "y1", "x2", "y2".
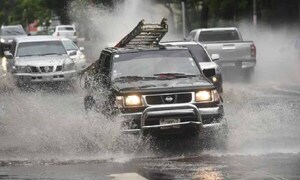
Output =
[{"x1": 82, "y1": 45, "x2": 226, "y2": 138}]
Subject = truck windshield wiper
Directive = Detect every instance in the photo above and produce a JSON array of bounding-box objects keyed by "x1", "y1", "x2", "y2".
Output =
[
  {"x1": 153, "y1": 72, "x2": 200, "y2": 78},
  {"x1": 40, "y1": 53, "x2": 62, "y2": 56},
  {"x1": 113, "y1": 76, "x2": 157, "y2": 82}
]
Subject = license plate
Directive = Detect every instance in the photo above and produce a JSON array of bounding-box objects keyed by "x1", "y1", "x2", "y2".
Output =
[
  {"x1": 222, "y1": 62, "x2": 235, "y2": 67},
  {"x1": 44, "y1": 76, "x2": 52, "y2": 81},
  {"x1": 160, "y1": 118, "x2": 180, "y2": 129}
]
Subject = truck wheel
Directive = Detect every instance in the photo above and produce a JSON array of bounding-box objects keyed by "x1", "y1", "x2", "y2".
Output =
[
  {"x1": 84, "y1": 95, "x2": 95, "y2": 111},
  {"x1": 243, "y1": 67, "x2": 254, "y2": 82}
]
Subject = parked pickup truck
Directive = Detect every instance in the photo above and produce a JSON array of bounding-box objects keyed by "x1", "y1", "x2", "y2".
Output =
[{"x1": 187, "y1": 27, "x2": 256, "y2": 80}]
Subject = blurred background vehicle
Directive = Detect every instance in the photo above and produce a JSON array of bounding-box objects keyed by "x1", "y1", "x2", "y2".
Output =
[
  {"x1": 187, "y1": 27, "x2": 256, "y2": 81},
  {"x1": 0, "y1": 25, "x2": 27, "y2": 56},
  {"x1": 60, "y1": 37, "x2": 87, "y2": 72},
  {"x1": 52, "y1": 25, "x2": 77, "y2": 44},
  {"x1": 4, "y1": 36, "x2": 77, "y2": 87},
  {"x1": 160, "y1": 41, "x2": 223, "y2": 93}
]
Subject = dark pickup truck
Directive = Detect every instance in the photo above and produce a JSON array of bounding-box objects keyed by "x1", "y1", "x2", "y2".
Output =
[{"x1": 82, "y1": 45, "x2": 227, "y2": 139}]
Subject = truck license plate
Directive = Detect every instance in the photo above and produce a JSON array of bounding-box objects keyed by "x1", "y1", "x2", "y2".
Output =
[{"x1": 160, "y1": 118, "x2": 180, "y2": 129}]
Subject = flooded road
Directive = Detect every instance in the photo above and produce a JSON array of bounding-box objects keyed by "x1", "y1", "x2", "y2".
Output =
[{"x1": 0, "y1": 80, "x2": 299, "y2": 179}]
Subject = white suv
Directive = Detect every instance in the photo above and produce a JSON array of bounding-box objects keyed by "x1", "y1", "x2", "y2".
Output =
[{"x1": 52, "y1": 25, "x2": 77, "y2": 44}]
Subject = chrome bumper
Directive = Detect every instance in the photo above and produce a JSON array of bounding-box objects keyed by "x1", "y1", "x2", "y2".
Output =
[
  {"x1": 122, "y1": 104, "x2": 224, "y2": 134},
  {"x1": 14, "y1": 70, "x2": 77, "y2": 82}
]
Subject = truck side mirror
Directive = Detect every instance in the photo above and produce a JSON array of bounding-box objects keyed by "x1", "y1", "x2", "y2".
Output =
[
  {"x1": 4, "y1": 51, "x2": 13, "y2": 59},
  {"x1": 211, "y1": 54, "x2": 220, "y2": 61}
]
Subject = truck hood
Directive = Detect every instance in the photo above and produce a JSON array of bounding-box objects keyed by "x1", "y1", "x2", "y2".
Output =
[
  {"x1": 113, "y1": 76, "x2": 214, "y2": 93},
  {"x1": 1, "y1": 35, "x2": 26, "y2": 43},
  {"x1": 15, "y1": 55, "x2": 70, "y2": 66}
]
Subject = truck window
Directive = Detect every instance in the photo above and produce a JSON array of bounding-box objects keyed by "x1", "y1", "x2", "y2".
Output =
[
  {"x1": 184, "y1": 45, "x2": 211, "y2": 62},
  {"x1": 199, "y1": 30, "x2": 240, "y2": 42}
]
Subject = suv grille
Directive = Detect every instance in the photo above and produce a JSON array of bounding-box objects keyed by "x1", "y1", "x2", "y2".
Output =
[
  {"x1": 40, "y1": 66, "x2": 54, "y2": 73},
  {"x1": 145, "y1": 93, "x2": 192, "y2": 105},
  {"x1": 29, "y1": 66, "x2": 58, "y2": 73}
]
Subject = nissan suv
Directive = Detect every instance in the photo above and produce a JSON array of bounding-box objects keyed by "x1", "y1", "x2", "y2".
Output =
[{"x1": 82, "y1": 45, "x2": 227, "y2": 138}]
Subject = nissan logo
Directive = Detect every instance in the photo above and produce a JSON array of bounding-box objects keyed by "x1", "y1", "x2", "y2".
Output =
[
  {"x1": 165, "y1": 96, "x2": 173, "y2": 102},
  {"x1": 44, "y1": 66, "x2": 51, "y2": 72}
]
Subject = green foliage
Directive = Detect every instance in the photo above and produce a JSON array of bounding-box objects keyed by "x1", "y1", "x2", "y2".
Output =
[{"x1": 0, "y1": 0, "x2": 51, "y2": 26}]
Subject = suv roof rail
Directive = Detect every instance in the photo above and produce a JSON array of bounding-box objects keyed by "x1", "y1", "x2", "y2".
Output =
[{"x1": 115, "y1": 18, "x2": 168, "y2": 48}]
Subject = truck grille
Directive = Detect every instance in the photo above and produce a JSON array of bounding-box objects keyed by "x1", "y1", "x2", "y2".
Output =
[
  {"x1": 40, "y1": 66, "x2": 54, "y2": 73},
  {"x1": 145, "y1": 93, "x2": 192, "y2": 105},
  {"x1": 29, "y1": 66, "x2": 58, "y2": 73}
]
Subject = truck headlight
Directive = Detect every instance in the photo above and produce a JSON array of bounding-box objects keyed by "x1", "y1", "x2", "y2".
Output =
[
  {"x1": 211, "y1": 76, "x2": 218, "y2": 82},
  {"x1": 195, "y1": 90, "x2": 220, "y2": 102},
  {"x1": 125, "y1": 95, "x2": 142, "y2": 106},
  {"x1": 195, "y1": 90, "x2": 212, "y2": 102},
  {"x1": 79, "y1": 54, "x2": 86, "y2": 61},
  {"x1": 15, "y1": 66, "x2": 31, "y2": 73},
  {"x1": 0, "y1": 38, "x2": 5, "y2": 43},
  {"x1": 63, "y1": 63, "x2": 75, "y2": 71},
  {"x1": 63, "y1": 58, "x2": 76, "y2": 71}
]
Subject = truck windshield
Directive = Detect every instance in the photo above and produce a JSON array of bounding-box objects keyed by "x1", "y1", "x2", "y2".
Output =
[
  {"x1": 17, "y1": 41, "x2": 67, "y2": 57},
  {"x1": 199, "y1": 30, "x2": 240, "y2": 42},
  {"x1": 112, "y1": 49, "x2": 201, "y2": 80}
]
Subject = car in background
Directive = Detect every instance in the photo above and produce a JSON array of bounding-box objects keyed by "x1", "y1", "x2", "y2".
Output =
[
  {"x1": 0, "y1": 25, "x2": 27, "y2": 55},
  {"x1": 187, "y1": 27, "x2": 256, "y2": 81},
  {"x1": 4, "y1": 36, "x2": 77, "y2": 87},
  {"x1": 60, "y1": 38, "x2": 87, "y2": 72},
  {"x1": 52, "y1": 25, "x2": 77, "y2": 44},
  {"x1": 160, "y1": 41, "x2": 223, "y2": 93}
]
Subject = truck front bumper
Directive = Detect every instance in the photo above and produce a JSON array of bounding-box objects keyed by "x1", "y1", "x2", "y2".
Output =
[
  {"x1": 121, "y1": 104, "x2": 225, "y2": 136},
  {"x1": 13, "y1": 70, "x2": 77, "y2": 83}
]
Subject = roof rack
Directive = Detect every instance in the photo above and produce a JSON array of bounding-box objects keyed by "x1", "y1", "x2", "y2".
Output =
[{"x1": 115, "y1": 18, "x2": 168, "y2": 48}]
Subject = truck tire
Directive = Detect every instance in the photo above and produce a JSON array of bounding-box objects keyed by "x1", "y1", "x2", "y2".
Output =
[{"x1": 243, "y1": 67, "x2": 255, "y2": 82}]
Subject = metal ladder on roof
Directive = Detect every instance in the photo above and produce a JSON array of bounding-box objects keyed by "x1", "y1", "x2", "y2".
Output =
[{"x1": 115, "y1": 18, "x2": 168, "y2": 48}]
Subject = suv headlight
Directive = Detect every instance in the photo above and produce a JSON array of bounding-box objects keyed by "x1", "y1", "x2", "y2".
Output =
[
  {"x1": 63, "y1": 58, "x2": 76, "y2": 71},
  {"x1": 14, "y1": 66, "x2": 31, "y2": 73},
  {"x1": 125, "y1": 95, "x2": 142, "y2": 106},
  {"x1": 79, "y1": 54, "x2": 86, "y2": 61},
  {"x1": 195, "y1": 90, "x2": 220, "y2": 102},
  {"x1": 63, "y1": 63, "x2": 75, "y2": 71},
  {"x1": 116, "y1": 95, "x2": 143, "y2": 107}
]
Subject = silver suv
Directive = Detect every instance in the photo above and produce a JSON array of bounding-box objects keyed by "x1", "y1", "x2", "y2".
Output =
[
  {"x1": 4, "y1": 36, "x2": 77, "y2": 86},
  {"x1": 0, "y1": 25, "x2": 27, "y2": 55}
]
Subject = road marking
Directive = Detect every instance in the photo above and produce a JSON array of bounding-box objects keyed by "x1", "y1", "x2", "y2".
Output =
[{"x1": 108, "y1": 173, "x2": 148, "y2": 180}]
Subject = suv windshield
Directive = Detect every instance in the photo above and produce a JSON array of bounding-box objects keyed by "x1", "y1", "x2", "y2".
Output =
[
  {"x1": 17, "y1": 41, "x2": 67, "y2": 57},
  {"x1": 1, "y1": 27, "x2": 26, "y2": 36},
  {"x1": 199, "y1": 30, "x2": 240, "y2": 42},
  {"x1": 112, "y1": 49, "x2": 201, "y2": 80}
]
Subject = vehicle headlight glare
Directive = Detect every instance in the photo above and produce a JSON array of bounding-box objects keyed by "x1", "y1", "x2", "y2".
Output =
[
  {"x1": 212, "y1": 76, "x2": 218, "y2": 82},
  {"x1": 0, "y1": 38, "x2": 5, "y2": 43},
  {"x1": 195, "y1": 90, "x2": 212, "y2": 102},
  {"x1": 125, "y1": 95, "x2": 142, "y2": 106}
]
